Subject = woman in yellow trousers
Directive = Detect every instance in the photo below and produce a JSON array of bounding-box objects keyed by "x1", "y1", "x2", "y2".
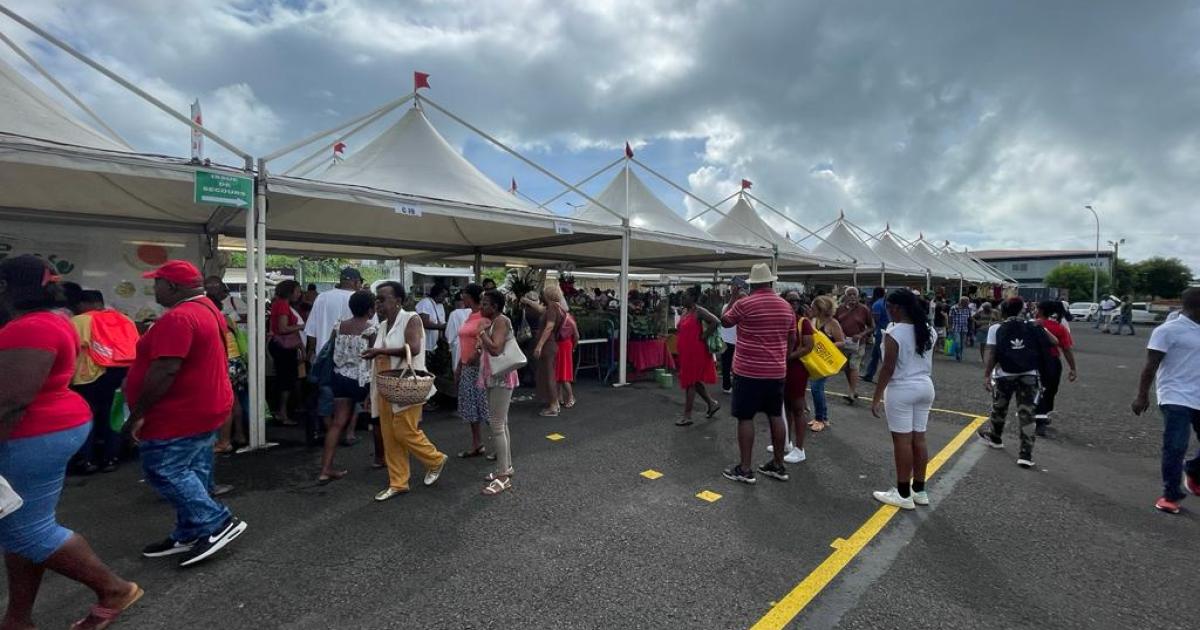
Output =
[{"x1": 363, "y1": 281, "x2": 448, "y2": 502}]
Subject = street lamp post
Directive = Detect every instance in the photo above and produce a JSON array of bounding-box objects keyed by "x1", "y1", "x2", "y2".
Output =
[
  {"x1": 1084, "y1": 205, "x2": 1100, "y2": 303},
  {"x1": 1107, "y1": 237, "x2": 1125, "y2": 293}
]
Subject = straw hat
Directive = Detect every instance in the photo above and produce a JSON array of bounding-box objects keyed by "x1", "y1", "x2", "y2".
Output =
[{"x1": 747, "y1": 263, "x2": 777, "y2": 284}]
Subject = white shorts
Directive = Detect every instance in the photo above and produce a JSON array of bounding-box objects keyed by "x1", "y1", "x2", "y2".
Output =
[{"x1": 884, "y1": 380, "x2": 935, "y2": 433}]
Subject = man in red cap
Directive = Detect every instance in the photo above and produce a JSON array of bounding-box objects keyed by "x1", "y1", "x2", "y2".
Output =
[{"x1": 124, "y1": 260, "x2": 248, "y2": 567}]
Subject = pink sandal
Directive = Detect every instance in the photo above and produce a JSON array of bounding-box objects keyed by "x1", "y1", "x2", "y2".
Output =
[{"x1": 71, "y1": 583, "x2": 144, "y2": 630}]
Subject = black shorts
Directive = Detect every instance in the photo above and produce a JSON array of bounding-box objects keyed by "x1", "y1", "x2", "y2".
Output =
[
  {"x1": 330, "y1": 372, "x2": 369, "y2": 404},
  {"x1": 731, "y1": 375, "x2": 785, "y2": 421}
]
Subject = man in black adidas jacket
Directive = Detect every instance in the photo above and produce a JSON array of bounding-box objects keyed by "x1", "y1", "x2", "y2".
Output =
[{"x1": 977, "y1": 297, "x2": 1059, "y2": 469}]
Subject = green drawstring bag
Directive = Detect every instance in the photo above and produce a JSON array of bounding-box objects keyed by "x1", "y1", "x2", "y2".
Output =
[
  {"x1": 943, "y1": 337, "x2": 955, "y2": 356},
  {"x1": 109, "y1": 389, "x2": 130, "y2": 432}
]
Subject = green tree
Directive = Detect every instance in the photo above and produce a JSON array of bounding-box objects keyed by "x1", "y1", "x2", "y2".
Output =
[
  {"x1": 1133, "y1": 257, "x2": 1192, "y2": 299},
  {"x1": 1111, "y1": 259, "x2": 1138, "y2": 296},
  {"x1": 1044, "y1": 263, "x2": 1110, "y2": 301}
]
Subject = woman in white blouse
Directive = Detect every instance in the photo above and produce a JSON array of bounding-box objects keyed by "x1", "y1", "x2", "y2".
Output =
[
  {"x1": 363, "y1": 282, "x2": 448, "y2": 502},
  {"x1": 318, "y1": 290, "x2": 377, "y2": 484}
]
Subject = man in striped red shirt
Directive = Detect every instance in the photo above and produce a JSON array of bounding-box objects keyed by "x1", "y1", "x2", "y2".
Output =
[{"x1": 719, "y1": 263, "x2": 797, "y2": 484}]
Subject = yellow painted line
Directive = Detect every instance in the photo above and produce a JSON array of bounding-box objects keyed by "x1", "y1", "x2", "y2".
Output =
[
  {"x1": 750, "y1": 415, "x2": 988, "y2": 630},
  {"x1": 640, "y1": 469, "x2": 664, "y2": 480},
  {"x1": 695, "y1": 490, "x2": 723, "y2": 503},
  {"x1": 545, "y1": 433, "x2": 565, "y2": 441}
]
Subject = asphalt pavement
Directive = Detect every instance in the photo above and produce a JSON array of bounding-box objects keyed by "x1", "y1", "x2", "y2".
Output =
[{"x1": 5, "y1": 322, "x2": 1196, "y2": 629}]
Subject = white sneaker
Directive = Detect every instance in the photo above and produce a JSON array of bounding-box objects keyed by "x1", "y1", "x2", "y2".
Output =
[
  {"x1": 873, "y1": 488, "x2": 916, "y2": 510},
  {"x1": 1016, "y1": 458, "x2": 1036, "y2": 469},
  {"x1": 911, "y1": 490, "x2": 930, "y2": 506},
  {"x1": 767, "y1": 442, "x2": 794, "y2": 454},
  {"x1": 784, "y1": 447, "x2": 807, "y2": 464}
]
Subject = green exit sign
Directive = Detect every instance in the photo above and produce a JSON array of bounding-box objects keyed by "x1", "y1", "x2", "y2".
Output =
[{"x1": 194, "y1": 171, "x2": 253, "y2": 207}]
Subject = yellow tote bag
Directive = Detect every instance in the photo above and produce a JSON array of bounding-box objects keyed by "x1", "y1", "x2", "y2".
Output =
[{"x1": 799, "y1": 318, "x2": 847, "y2": 379}]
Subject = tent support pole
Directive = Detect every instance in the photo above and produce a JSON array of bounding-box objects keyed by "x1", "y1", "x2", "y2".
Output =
[
  {"x1": 617, "y1": 225, "x2": 631, "y2": 388},
  {"x1": 254, "y1": 159, "x2": 270, "y2": 449},
  {"x1": 686, "y1": 190, "x2": 741, "y2": 223},
  {"x1": 246, "y1": 169, "x2": 262, "y2": 449},
  {"x1": 537, "y1": 156, "x2": 624, "y2": 210},
  {"x1": 881, "y1": 267, "x2": 886, "y2": 289},
  {"x1": 853, "y1": 267, "x2": 858, "y2": 287},
  {"x1": 473, "y1": 250, "x2": 482, "y2": 284}
]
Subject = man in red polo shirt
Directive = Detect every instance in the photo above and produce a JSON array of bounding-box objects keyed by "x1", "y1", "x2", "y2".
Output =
[
  {"x1": 125, "y1": 261, "x2": 247, "y2": 567},
  {"x1": 719, "y1": 263, "x2": 796, "y2": 484}
]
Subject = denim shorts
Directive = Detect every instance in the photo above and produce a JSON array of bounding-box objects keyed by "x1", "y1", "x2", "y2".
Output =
[{"x1": 0, "y1": 423, "x2": 90, "y2": 562}]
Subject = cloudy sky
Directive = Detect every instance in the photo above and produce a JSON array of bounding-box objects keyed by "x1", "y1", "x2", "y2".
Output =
[{"x1": 4, "y1": 0, "x2": 1198, "y2": 272}]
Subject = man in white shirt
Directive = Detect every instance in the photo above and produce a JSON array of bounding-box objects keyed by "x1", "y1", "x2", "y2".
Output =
[
  {"x1": 444, "y1": 292, "x2": 472, "y2": 367},
  {"x1": 416, "y1": 285, "x2": 448, "y2": 353},
  {"x1": 1096, "y1": 295, "x2": 1119, "y2": 332},
  {"x1": 1132, "y1": 288, "x2": 1200, "y2": 514},
  {"x1": 302, "y1": 268, "x2": 364, "y2": 444}
]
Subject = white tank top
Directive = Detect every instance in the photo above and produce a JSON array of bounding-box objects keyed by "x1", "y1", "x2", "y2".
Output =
[{"x1": 882, "y1": 322, "x2": 934, "y2": 387}]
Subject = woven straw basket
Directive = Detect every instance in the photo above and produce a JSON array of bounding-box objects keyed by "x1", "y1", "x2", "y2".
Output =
[{"x1": 376, "y1": 345, "x2": 434, "y2": 407}]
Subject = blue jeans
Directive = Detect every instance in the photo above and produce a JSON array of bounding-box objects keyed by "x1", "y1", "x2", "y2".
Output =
[
  {"x1": 863, "y1": 331, "x2": 883, "y2": 380},
  {"x1": 810, "y1": 378, "x2": 829, "y2": 421},
  {"x1": 140, "y1": 430, "x2": 231, "y2": 542},
  {"x1": 951, "y1": 331, "x2": 967, "y2": 361},
  {"x1": 1160, "y1": 404, "x2": 1200, "y2": 502},
  {"x1": 0, "y1": 423, "x2": 90, "y2": 562}
]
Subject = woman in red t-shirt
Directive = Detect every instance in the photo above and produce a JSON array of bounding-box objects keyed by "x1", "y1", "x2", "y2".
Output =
[
  {"x1": 268, "y1": 280, "x2": 305, "y2": 425},
  {"x1": 1034, "y1": 300, "x2": 1078, "y2": 435},
  {"x1": 0, "y1": 255, "x2": 141, "y2": 628}
]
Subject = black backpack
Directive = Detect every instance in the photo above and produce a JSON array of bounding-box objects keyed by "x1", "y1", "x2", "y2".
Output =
[{"x1": 993, "y1": 319, "x2": 1046, "y2": 374}]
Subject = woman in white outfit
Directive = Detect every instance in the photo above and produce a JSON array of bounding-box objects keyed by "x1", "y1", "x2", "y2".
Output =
[{"x1": 869, "y1": 289, "x2": 936, "y2": 510}]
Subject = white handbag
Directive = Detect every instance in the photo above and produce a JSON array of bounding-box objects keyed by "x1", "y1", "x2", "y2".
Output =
[
  {"x1": 487, "y1": 317, "x2": 528, "y2": 377},
  {"x1": 0, "y1": 475, "x2": 23, "y2": 520}
]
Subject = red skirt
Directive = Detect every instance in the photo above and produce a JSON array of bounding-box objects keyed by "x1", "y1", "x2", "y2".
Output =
[
  {"x1": 785, "y1": 360, "x2": 809, "y2": 401},
  {"x1": 555, "y1": 338, "x2": 575, "y2": 383}
]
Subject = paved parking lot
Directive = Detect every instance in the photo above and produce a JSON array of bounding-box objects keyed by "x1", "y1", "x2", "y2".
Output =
[{"x1": 8, "y1": 323, "x2": 1197, "y2": 629}]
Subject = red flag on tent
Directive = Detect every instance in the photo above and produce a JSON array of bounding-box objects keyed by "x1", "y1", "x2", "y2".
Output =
[
  {"x1": 741, "y1": 179, "x2": 752, "y2": 190},
  {"x1": 414, "y1": 71, "x2": 431, "y2": 91},
  {"x1": 510, "y1": 177, "x2": 518, "y2": 193},
  {"x1": 624, "y1": 142, "x2": 634, "y2": 159},
  {"x1": 333, "y1": 141, "x2": 346, "y2": 155}
]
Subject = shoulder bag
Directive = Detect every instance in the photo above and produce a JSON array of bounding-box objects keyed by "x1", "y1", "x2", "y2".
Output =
[
  {"x1": 800, "y1": 317, "x2": 847, "y2": 379},
  {"x1": 488, "y1": 317, "x2": 528, "y2": 376}
]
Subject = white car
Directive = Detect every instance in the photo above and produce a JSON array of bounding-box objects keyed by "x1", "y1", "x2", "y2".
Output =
[{"x1": 1068, "y1": 302, "x2": 1098, "y2": 322}]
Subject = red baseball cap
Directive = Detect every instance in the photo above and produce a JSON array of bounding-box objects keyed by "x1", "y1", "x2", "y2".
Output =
[{"x1": 143, "y1": 260, "x2": 203, "y2": 288}]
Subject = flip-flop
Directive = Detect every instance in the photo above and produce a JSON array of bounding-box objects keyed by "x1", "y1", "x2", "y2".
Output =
[
  {"x1": 563, "y1": 400, "x2": 577, "y2": 408},
  {"x1": 705, "y1": 403, "x2": 722, "y2": 419},
  {"x1": 484, "y1": 469, "x2": 514, "y2": 481},
  {"x1": 675, "y1": 418, "x2": 695, "y2": 427},
  {"x1": 810, "y1": 421, "x2": 828, "y2": 433},
  {"x1": 538, "y1": 409, "x2": 560, "y2": 417},
  {"x1": 71, "y1": 582, "x2": 143, "y2": 630},
  {"x1": 370, "y1": 461, "x2": 386, "y2": 469},
  {"x1": 317, "y1": 470, "x2": 348, "y2": 485},
  {"x1": 458, "y1": 446, "x2": 487, "y2": 458}
]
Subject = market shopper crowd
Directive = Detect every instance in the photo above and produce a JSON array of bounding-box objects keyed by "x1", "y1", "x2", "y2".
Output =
[{"x1": 1, "y1": 252, "x2": 1198, "y2": 630}]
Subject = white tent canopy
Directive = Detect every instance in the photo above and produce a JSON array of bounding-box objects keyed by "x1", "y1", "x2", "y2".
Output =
[
  {"x1": 905, "y1": 237, "x2": 965, "y2": 280},
  {"x1": 706, "y1": 196, "x2": 810, "y2": 259},
  {"x1": 574, "y1": 165, "x2": 712, "y2": 241}
]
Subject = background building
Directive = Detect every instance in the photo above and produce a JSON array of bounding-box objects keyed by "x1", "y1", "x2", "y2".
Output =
[{"x1": 974, "y1": 249, "x2": 1113, "y2": 291}]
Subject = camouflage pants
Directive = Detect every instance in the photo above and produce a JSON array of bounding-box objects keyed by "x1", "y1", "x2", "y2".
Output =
[{"x1": 988, "y1": 374, "x2": 1040, "y2": 459}]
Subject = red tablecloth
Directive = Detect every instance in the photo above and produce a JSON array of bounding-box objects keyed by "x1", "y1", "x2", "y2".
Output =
[{"x1": 628, "y1": 339, "x2": 676, "y2": 372}]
